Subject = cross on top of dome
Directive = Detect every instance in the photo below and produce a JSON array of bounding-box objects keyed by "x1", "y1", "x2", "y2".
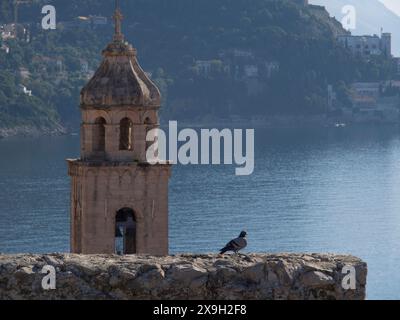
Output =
[
  {"x1": 79, "y1": 0, "x2": 161, "y2": 108},
  {"x1": 113, "y1": 0, "x2": 124, "y2": 42}
]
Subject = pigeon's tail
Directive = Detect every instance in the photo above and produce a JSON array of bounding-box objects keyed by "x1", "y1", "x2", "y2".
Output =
[{"x1": 220, "y1": 243, "x2": 234, "y2": 254}]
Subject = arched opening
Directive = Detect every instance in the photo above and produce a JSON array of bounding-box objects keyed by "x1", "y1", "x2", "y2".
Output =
[
  {"x1": 119, "y1": 117, "x2": 133, "y2": 151},
  {"x1": 115, "y1": 208, "x2": 136, "y2": 255},
  {"x1": 93, "y1": 117, "x2": 106, "y2": 152}
]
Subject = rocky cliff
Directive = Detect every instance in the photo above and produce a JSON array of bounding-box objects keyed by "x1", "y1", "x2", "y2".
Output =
[{"x1": 0, "y1": 253, "x2": 367, "y2": 300}]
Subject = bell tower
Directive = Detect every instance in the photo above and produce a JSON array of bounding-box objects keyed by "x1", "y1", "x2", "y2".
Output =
[{"x1": 67, "y1": 2, "x2": 171, "y2": 255}]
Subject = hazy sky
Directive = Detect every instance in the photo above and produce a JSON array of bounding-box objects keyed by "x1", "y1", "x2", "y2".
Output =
[{"x1": 380, "y1": 0, "x2": 400, "y2": 16}]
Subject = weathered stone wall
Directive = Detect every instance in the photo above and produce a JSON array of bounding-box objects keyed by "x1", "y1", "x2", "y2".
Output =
[
  {"x1": 0, "y1": 253, "x2": 367, "y2": 300},
  {"x1": 67, "y1": 161, "x2": 171, "y2": 255}
]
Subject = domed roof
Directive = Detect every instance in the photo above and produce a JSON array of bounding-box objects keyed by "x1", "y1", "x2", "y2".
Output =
[{"x1": 80, "y1": 6, "x2": 161, "y2": 108}]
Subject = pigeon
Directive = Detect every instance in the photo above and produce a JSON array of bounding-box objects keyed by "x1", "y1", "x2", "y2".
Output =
[{"x1": 220, "y1": 231, "x2": 247, "y2": 255}]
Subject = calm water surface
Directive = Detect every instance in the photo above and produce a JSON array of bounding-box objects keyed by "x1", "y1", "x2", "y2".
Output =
[{"x1": 1, "y1": 126, "x2": 400, "y2": 299}]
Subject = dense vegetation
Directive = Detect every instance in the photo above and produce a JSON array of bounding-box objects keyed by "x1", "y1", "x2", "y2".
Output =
[{"x1": 0, "y1": 0, "x2": 397, "y2": 131}]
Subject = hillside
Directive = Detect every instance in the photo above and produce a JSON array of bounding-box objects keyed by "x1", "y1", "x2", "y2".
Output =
[{"x1": 0, "y1": 0, "x2": 397, "y2": 135}]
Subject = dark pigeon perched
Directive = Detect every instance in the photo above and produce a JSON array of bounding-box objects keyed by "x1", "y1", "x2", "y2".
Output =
[{"x1": 220, "y1": 231, "x2": 247, "y2": 255}]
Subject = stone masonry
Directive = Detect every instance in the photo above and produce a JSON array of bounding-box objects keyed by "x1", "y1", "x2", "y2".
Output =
[{"x1": 0, "y1": 253, "x2": 367, "y2": 300}]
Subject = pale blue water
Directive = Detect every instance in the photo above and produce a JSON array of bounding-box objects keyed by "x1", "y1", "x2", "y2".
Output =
[{"x1": 1, "y1": 126, "x2": 400, "y2": 299}]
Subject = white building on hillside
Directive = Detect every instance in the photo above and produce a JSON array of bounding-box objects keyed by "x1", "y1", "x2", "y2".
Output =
[
  {"x1": 18, "y1": 84, "x2": 32, "y2": 97},
  {"x1": 337, "y1": 33, "x2": 392, "y2": 58},
  {"x1": 0, "y1": 44, "x2": 9, "y2": 54}
]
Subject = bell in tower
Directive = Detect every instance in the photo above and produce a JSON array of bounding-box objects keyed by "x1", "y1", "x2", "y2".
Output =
[{"x1": 67, "y1": 1, "x2": 172, "y2": 255}]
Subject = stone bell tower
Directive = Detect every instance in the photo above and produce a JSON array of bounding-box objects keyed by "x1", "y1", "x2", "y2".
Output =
[{"x1": 67, "y1": 3, "x2": 171, "y2": 255}]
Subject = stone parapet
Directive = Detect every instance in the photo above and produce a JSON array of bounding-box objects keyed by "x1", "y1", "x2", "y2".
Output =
[{"x1": 0, "y1": 253, "x2": 367, "y2": 300}]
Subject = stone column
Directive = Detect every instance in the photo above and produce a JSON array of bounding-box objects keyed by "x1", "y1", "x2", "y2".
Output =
[
  {"x1": 134, "y1": 125, "x2": 147, "y2": 162},
  {"x1": 105, "y1": 124, "x2": 119, "y2": 157},
  {"x1": 81, "y1": 123, "x2": 94, "y2": 160}
]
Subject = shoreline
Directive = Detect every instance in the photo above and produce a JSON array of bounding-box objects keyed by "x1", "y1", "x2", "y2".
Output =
[
  {"x1": 1, "y1": 119, "x2": 399, "y2": 140},
  {"x1": 0, "y1": 124, "x2": 68, "y2": 140}
]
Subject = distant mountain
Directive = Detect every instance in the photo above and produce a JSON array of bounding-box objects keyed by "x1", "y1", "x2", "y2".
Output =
[
  {"x1": 310, "y1": 0, "x2": 400, "y2": 56},
  {"x1": 0, "y1": 0, "x2": 396, "y2": 135}
]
